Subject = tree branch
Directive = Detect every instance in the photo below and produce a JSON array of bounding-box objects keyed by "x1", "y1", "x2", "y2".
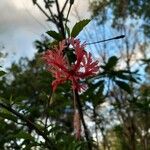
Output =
[
  {"x1": 34, "y1": 1, "x2": 54, "y2": 23},
  {"x1": 61, "y1": 0, "x2": 69, "y2": 14},
  {"x1": 43, "y1": 0, "x2": 57, "y2": 23},
  {"x1": 0, "y1": 102, "x2": 57, "y2": 150},
  {"x1": 55, "y1": 0, "x2": 66, "y2": 38}
]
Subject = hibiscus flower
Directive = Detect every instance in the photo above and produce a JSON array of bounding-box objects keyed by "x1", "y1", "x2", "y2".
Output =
[{"x1": 43, "y1": 38, "x2": 99, "y2": 92}]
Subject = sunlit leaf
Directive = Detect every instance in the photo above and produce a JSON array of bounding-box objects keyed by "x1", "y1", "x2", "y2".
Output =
[
  {"x1": 0, "y1": 112, "x2": 17, "y2": 122},
  {"x1": 71, "y1": 19, "x2": 90, "y2": 37},
  {"x1": 15, "y1": 131, "x2": 34, "y2": 141}
]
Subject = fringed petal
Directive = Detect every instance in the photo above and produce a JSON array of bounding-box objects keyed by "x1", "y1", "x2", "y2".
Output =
[{"x1": 43, "y1": 38, "x2": 99, "y2": 92}]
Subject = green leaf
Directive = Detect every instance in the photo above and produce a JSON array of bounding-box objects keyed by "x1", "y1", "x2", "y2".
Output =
[
  {"x1": 106, "y1": 56, "x2": 118, "y2": 69},
  {"x1": 0, "y1": 70, "x2": 6, "y2": 77},
  {"x1": 141, "y1": 58, "x2": 150, "y2": 63},
  {"x1": 0, "y1": 112, "x2": 17, "y2": 122},
  {"x1": 25, "y1": 143, "x2": 40, "y2": 149},
  {"x1": 15, "y1": 131, "x2": 34, "y2": 141},
  {"x1": 71, "y1": 19, "x2": 91, "y2": 37},
  {"x1": 116, "y1": 73, "x2": 137, "y2": 83},
  {"x1": 115, "y1": 80, "x2": 132, "y2": 94},
  {"x1": 46, "y1": 30, "x2": 63, "y2": 40},
  {"x1": 15, "y1": 96, "x2": 27, "y2": 103}
]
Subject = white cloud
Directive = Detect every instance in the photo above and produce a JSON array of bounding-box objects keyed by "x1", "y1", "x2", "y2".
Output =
[{"x1": 0, "y1": 0, "x2": 49, "y2": 67}]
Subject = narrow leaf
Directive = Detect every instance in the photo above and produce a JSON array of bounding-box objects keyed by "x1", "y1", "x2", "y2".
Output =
[
  {"x1": 116, "y1": 73, "x2": 137, "y2": 83},
  {"x1": 0, "y1": 112, "x2": 17, "y2": 122},
  {"x1": 15, "y1": 131, "x2": 34, "y2": 141},
  {"x1": 71, "y1": 19, "x2": 90, "y2": 37},
  {"x1": 0, "y1": 70, "x2": 6, "y2": 77},
  {"x1": 46, "y1": 30, "x2": 63, "y2": 40},
  {"x1": 115, "y1": 80, "x2": 132, "y2": 94}
]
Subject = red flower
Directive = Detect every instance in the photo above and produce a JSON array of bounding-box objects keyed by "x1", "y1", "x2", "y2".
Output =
[{"x1": 43, "y1": 38, "x2": 99, "y2": 92}]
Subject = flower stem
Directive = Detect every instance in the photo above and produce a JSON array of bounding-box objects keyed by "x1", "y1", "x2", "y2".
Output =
[{"x1": 73, "y1": 90, "x2": 92, "y2": 150}]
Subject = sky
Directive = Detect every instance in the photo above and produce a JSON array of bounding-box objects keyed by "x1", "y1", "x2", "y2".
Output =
[{"x1": 0, "y1": 0, "x2": 90, "y2": 68}]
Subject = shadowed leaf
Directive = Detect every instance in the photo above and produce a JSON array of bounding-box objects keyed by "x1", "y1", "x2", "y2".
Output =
[
  {"x1": 46, "y1": 30, "x2": 63, "y2": 40},
  {"x1": 115, "y1": 80, "x2": 132, "y2": 94}
]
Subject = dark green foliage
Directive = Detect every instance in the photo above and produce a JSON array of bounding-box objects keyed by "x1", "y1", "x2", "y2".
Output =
[
  {"x1": 14, "y1": 131, "x2": 35, "y2": 141},
  {"x1": 34, "y1": 36, "x2": 51, "y2": 53},
  {"x1": 82, "y1": 79, "x2": 105, "y2": 107},
  {"x1": 46, "y1": 30, "x2": 63, "y2": 41},
  {"x1": 0, "y1": 70, "x2": 6, "y2": 77},
  {"x1": 98, "y1": 56, "x2": 137, "y2": 93},
  {"x1": 0, "y1": 53, "x2": 93, "y2": 149},
  {"x1": 115, "y1": 80, "x2": 132, "y2": 94},
  {"x1": 113, "y1": 125, "x2": 130, "y2": 150},
  {"x1": 105, "y1": 56, "x2": 118, "y2": 70},
  {"x1": 0, "y1": 111, "x2": 17, "y2": 123}
]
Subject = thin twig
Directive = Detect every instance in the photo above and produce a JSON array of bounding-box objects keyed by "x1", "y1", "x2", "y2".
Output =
[
  {"x1": 34, "y1": 1, "x2": 54, "y2": 23},
  {"x1": 61, "y1": 0, "x2": 69, "y2": 13},
  {"x1": 55, "y1": 0, "x2": 61, "y2": 14},
  {"x1": 65, "y1": 3, "x2": 72, "y2": 26},
  {"x1": 55, "y1": 0, "x2": 66, "y2": 38},
  {"x1": 86, "y1": 35, "x2": 125, "y2": 45},
  {"x1": 43, "y1": 0, "x2": 57, "y2": 23}
]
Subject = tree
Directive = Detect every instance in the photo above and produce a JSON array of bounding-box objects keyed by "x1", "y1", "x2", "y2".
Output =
[{"x1": 89, "y1": 0, "x2": 150, "y2": 149}]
